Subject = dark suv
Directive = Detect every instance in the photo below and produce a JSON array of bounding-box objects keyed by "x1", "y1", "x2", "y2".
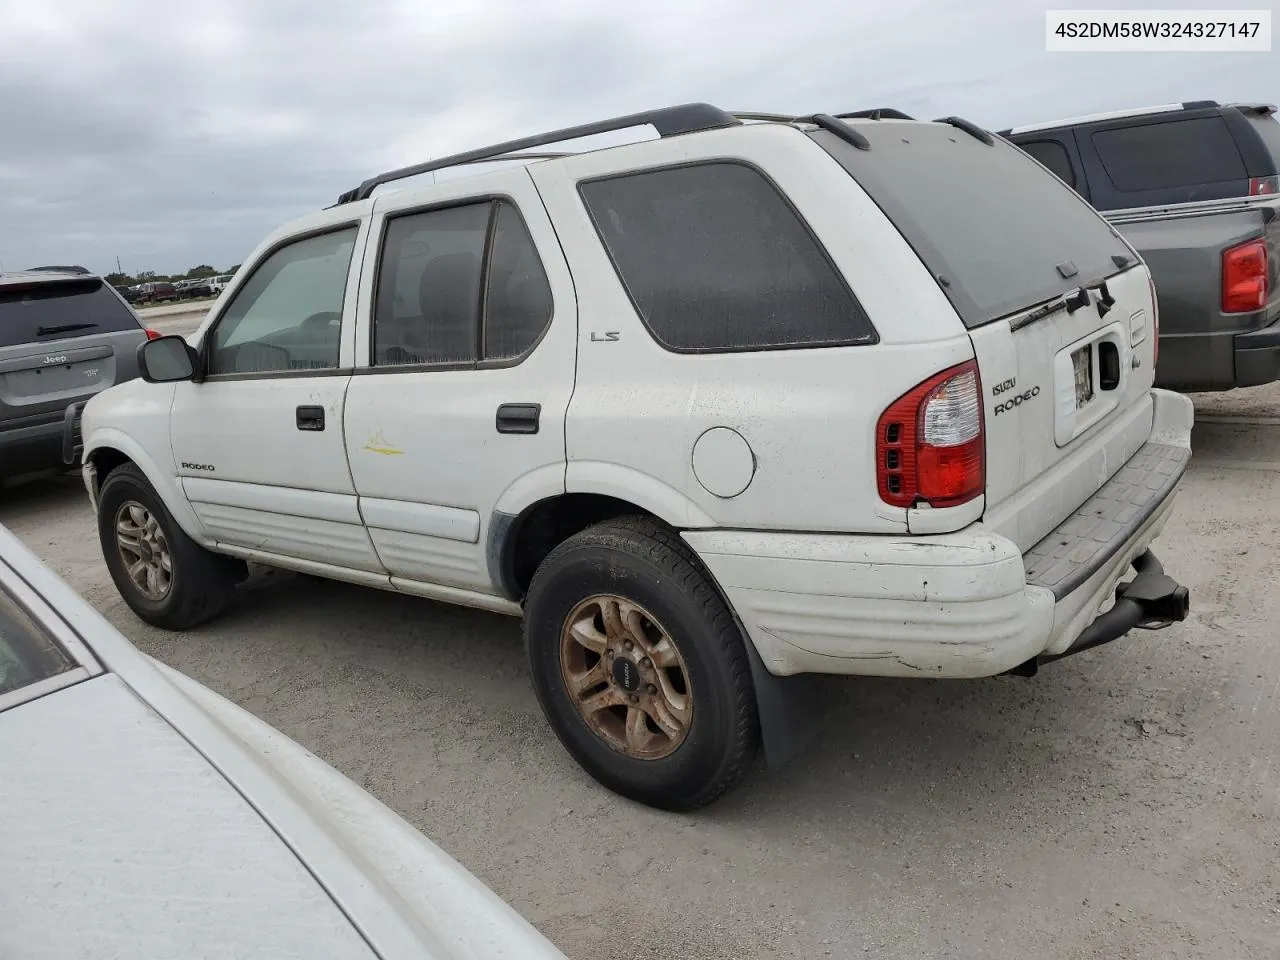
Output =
[
  {"x1": 1001, "y1": 101, "x2": 1280, "y2": 391},
  {"x1": 1, "y1": 271, "x2": 154, "y2": 482}
]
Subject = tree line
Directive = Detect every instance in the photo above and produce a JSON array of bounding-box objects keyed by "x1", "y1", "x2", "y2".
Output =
[{"x1": 105, "y1": 263, "x2": 241, "y2": 287}]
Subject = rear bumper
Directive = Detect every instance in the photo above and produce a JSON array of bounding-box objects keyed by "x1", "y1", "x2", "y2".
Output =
[
  {"x1": 1155, "y1": 315, "x2": 1280, "y2": 391},
  {"x1": 0, "y1": 415, "x2": 70, "y2": 478},
  {"x1": 1232, "y1": 317, "x2": 1280, "y2": 389},
  {"x1": 685, "y1": 389, "x2": 1194, "y2": 680}
]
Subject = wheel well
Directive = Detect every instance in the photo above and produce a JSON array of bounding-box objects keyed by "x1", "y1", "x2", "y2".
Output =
[
  {"x1": 502, "y1": 494, "x2": 659, "y2": 600},
  {"x1": 87, "y1": 447, "x2": 132, "y2": 490}
]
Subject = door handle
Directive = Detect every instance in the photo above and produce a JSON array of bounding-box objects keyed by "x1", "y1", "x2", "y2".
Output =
[
  {"x1": 496, "y1": 403, "x2": 540, "y2": 435},
  {"x1": 296, "y1": 405, "x2": 325, "y2": 431}
]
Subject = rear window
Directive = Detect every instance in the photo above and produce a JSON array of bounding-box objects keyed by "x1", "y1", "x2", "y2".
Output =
[
  {"x1": 812, "y1": 124, "x2": 1134, "y2": 329},
  {"x1": 579, "y1": 162, "x2": 875, "y2": 352},
  {"x1": 0, "y1": 278, "x2": 140, "y2": 348},
  {"x1": 1243, "y1": 114, "x2": 1280, "y2": 165},
  {"x1": 1019, "y1": 139, "x2": 1077, "y2": 187},
  {"x1": 1091, "y1": 117, "x2": 1247, "y2": 192}
]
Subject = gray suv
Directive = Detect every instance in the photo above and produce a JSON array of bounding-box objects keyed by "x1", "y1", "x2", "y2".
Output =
[{"x1": 1, "y1": 271, "x2": 150, "y2": 483}]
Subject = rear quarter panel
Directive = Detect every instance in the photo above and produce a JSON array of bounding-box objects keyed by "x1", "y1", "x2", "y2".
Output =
[
  {"x1": 1111, "y1": 201, "x2": 1279, "y2": 390},
  {"x1": 530, "y1": 123, "x2": 974, "y2": 535}
]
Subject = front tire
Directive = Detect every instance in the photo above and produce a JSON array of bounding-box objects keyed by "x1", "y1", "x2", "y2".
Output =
[
  {"x1": 97, "y1": 463, "x2": 244, "y2": 630},
  {"x1": 524, "y1": 516, "x2": 759, "y2": 811}
]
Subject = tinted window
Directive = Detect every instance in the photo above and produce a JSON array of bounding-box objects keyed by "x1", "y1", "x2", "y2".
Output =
[
  {"x1": 0, "y1": 585, "x2": 74, "y2": 703},
  {"x1": 484, "y1": 203, "x2": 553, "y2": 361},
  {"x1": 813, "y1": 125, "x2": 1134, "y2": 329},
  {"x1": 0, "y1": 278, "x2": 140, "y2": 348},
  {"x1": 1092, "y1": 117, "x2": 1246, "y2": 192},
  {"x1": 208, "y1": 228, "x2": 357, "y2": 376},
  {"x1": 579, "y1": 163, "x2": 873, "y2": 352},
  {"x1": 1244, "y1": 114, "x2": 1280, "y2": 165},
  {"x1": 1020, "y1": 139, "x2": 1076, "y2": 187},
  {"x1": 375, "y1": 203, "x2": 488, "y2": 366},
  {"x1": 374, "y1": 200, "x2": 554, "y2": 366}
]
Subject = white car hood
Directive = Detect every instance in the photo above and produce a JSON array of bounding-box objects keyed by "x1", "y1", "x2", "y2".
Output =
[{"x1": 0, "y1": 674, "x2": 376, "y2": 960}]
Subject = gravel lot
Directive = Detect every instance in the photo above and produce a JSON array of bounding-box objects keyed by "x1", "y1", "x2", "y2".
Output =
[{"x1": 4, "y1": 341, "x2": 1278, "y2": 958}]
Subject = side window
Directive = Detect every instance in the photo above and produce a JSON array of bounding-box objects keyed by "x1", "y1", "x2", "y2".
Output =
[
  {"x1": 374, "y1": 200, "x2": 553, "y2": 367},
  {"x1": 1091, "y1": 117, "x2": 1247, "y2": 192},
  {"x1": 1020, "y1": 139, "x2": 1077, "y2": 188},
  {"x1": 208, "y1": 228, "x2": 357, "y2": 376},
  {"x1": 484, "y1": 202, "x2": 554, "y2": 361},
  {"x1": 578, "y1": 162, "x2": 873, "y2": 352}
]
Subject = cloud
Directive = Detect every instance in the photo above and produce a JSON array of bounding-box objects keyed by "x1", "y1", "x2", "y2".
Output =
[{"x1": 0, "y1": 0, "x2": 1271, "y2": 276}]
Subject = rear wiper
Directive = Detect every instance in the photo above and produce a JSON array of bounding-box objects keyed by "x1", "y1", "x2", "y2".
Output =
[{"x1": 37, "y1": 323, "x2": 97, "y2": 335}]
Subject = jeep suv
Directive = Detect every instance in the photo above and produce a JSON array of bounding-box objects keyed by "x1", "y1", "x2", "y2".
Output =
[
  {"x1": 77, "y1": 104, "x2": 1194, "y2": 810},
  {"x1": 1, "y1": 271, "x2": 155, "y2": 482}
]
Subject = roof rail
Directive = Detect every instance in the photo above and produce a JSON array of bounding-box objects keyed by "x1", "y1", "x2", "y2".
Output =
[
  {"x1": 728, "y1": 112, "x2": 871, "y2": 150},
  {"x1": 835, "y1": 108, "x2": 915, "y2": 120},
  {"x1": 933, "y1": 116, "x2": 994, "y2": 145},
  {"x1": 335, "y1": 102, "x2": 740, "y2": 205}
]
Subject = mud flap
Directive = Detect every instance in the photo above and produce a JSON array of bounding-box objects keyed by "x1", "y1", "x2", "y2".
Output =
[{"x1": 742, "y1": 631, "x2": 830, "y2": 770}]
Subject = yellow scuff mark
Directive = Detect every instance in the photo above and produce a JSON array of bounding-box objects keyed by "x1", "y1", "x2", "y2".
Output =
[{"x1": 362, "y1": 429, "x2": 404, "y2": 456}]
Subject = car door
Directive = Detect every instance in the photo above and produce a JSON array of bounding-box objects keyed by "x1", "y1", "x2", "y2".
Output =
[
  {"x1": 343, "y1": 169, "x2": 576, "y2": 600},
  {"x1": 169, "y1": 214, "x2": 387, "y2": 577}
]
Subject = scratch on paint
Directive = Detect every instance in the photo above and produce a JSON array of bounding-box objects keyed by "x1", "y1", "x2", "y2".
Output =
[{"x1": 363, "y1": 429, "x2": 404, "y2": 456}]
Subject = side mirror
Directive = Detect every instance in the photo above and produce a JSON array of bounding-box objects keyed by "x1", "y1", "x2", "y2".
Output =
[{"x1": 137, "y1": 335, "x2": 197, "y2": 383}]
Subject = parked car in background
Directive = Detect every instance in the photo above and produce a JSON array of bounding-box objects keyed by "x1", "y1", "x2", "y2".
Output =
[
  {"x1": 182, "y1": 277, "x2": 215, "y2": 298},
  {"x1": 1001, "y1": 100, "x2": 1280, "y2": 392},
  {"x1": 113, "y1": 284, "x2": 140, "y2": 304},
  {"x1": 0, "y1": 270, "x2": 156, "y2": 484},
  {"x1": 78, "y1": 103, "x2": 1192, "y2": 811},
  {"x1": 134, "y1": 281, "x2": 179, "y2": 304},
  {"x1": 208, "y1": 273, "x2": 234, "y2": 295},
  {"x1": 0, "y1": 520, "x2": 567, "y2": 960}
]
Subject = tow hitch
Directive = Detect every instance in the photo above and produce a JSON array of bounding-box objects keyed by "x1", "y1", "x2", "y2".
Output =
[{"x1": 1008, "y1": 550, "x2": 1189, "y2": 676}]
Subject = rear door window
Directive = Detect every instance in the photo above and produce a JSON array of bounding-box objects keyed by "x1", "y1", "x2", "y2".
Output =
[
  {"x1": 1091, "y1": 117, "x2": 1247, "y2": 192},
  {"x1": 579, "y1": 162, "x2": 875, "y2": 352},
  {"x1": 0, "y1": 278, "x2": 141, "y2": 348},
  {"x1": 812, "y1": 124, "x2": 1134, "y2": 329}
]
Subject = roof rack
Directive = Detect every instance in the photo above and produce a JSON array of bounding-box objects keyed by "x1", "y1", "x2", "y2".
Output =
[
  {"x1": 335, "y1": 102, "x2": 740, "y2": 205},
  {"x1": 836, "y1": 108, "x2": 915, "y2": 120},
  {"x1": 999, "y1": 100, "x2": 1223, "y2": 136},
  {"x1": 729, "y1": 112, "x2": 871, "y2": 150}
]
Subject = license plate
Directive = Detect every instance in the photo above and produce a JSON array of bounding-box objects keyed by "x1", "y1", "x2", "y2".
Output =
[{"x1": 1073, "y1": 345, "x2": 1094, "y2": 409}]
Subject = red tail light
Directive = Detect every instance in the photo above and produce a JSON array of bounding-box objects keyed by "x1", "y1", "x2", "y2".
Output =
[
  {"x1": 1249, "y1": 176, "x2": 1279, "y2": 196},
  {"x1": 877, "y1": 360, "x2": 985, "y2": 509},
  {"x1": 1221, "y1": 239, "x2": 1270, "y2": 313},
  {"x1": 144, "y1": 328, "x2": 162, "y2": 340}
]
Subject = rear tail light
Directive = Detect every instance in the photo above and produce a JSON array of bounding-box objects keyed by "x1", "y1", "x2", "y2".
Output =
[
  {"x1": 877, "y1": 359, "x2": 985, "y2": 509},
  {"x1": 1221, "y1": 238, "x2": 1270, "y2": 313},
  {"x1": 144, "y1": 328, "x2": 162, "y2": 340},
  {"x1": 1248, "y1": 175, "x2": 1279, "y2": 196},
  {"x1": 1147, "y1": 272, "x2": 1160, "y2": 368}
]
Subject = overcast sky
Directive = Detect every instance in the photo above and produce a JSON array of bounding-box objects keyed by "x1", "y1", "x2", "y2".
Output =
[{"x1": 0, "y1": 0, "x2": 1272, "y2": 277}]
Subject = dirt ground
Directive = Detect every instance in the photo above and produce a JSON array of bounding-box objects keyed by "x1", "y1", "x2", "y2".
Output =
[{"x1": 3, "y1": 366, "x2": 1278, "y2": 959}]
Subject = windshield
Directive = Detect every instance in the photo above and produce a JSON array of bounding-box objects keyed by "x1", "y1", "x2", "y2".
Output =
[
  {"x1": 811, "y1": 123, "x2": 1136, "y2": 328},
  {"x1": 0, "y1": 277, "x2": 141, "y2": 347},
  {"x1": 0, "y1": 585, "x2": 74, "y2": 702}
]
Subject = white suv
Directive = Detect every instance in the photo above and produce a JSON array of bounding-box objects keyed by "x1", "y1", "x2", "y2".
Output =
[{"x1": 78, "y1": 103, "x2": 1193, "y2": 810}]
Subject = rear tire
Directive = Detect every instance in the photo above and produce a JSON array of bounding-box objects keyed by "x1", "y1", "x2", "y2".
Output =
[
  {"x1": 97, "y1": 463, "x2": 244, "y2": 630},
  {"x1": 524, "y1": 516, "x2": 759, "y2": 811}
]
